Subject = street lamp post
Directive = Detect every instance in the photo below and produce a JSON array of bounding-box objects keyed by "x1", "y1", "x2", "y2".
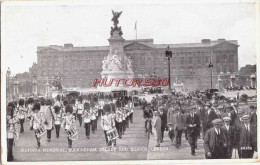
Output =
[
  {"x1": 208, "y1": 60, "x2": 214, "y2": 89},
  {"x1": 165, "y1": 45, "x2": 173, "y2": 91}
]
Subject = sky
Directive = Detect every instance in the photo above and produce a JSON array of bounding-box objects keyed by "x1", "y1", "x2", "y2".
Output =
[{"x1": 2, "y1": 1, "x2": 257, "y2": 75}]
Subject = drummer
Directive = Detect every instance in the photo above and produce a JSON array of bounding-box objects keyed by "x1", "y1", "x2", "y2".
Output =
[
  {"x1": 101, "y1": 104, "x2": 115, "y2": 147},
  {"x1": 30, "y1": 102, "x2": 45, "y2": 149},
  {"x1": 62, "y1": 104, "x2": 76, "y2": 148}
]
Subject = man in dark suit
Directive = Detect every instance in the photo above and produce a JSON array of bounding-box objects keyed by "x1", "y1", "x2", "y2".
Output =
[
  {"x1": 159, "y1": 106, "x2": 168, "y2": 142},
  {"x1": 230, "y1": 103, "x2": 239, "y2": 127},
  {"x1": 173, "y1": 106, "x2": 185, "y2": 148},
  {"x1": 201, "y1": 102, "x2": 210, "y2": 138},
  {"x1": 221, "y1": 117, "x2": 236, "y2": 158},
  {"x1": 250, "y1": 105, "x2": 257, "y2": 127},
  {"x1": 204, "y1": 119, "x2": 228, "y2": 159},
  {"x1": 249, "y1": 104, "x2": 257, "y2": 153},
  {"x1": 236, "y1": 115, "x2": 256, "y2": 158},
  {"x1": 204, "y1": 103, "x2": 218, "y2": 137},
  {"x1": 186, "y1": 105, "x2": 201, "y2": 156}
]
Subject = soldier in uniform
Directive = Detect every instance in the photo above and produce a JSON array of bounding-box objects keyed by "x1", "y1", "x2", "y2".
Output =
[
  {"x1": 128, "y1": 97, "x2": 134, "y2": 124},
  {"x1": 53, "y1": 105, "x2": 62, "y2": 138},
  {"x1": 204, "y1": 119, "x2": 228, "y2": 159},
  {"x1": 44, "y1": 99, "x2": 54, "y2": 142},
  {"x1": 101, "y1": 104, "x2": 115, "y2": 147},
  {"x1": 90, "y1": 101, "x2": 97, "y2": 134},
  {"x1": 17, "y1": 99, "x2": 26, "y2": 133},
  {"x1": 186, "y1": 105, "x2": 201, "y2": 156},
  {"x1": 77, "y1": 96, "x2": 84, "y2": 127},
  {"x1": 7, "y1": 103, "x2": 19, "y2": 161},
  {"x1": 82, "y1": 102, "x2": 91, "y2": 139},
  {"x1": 30, "y1": 102, "x2": 45, "y2": 148},
  {"x1": 115, "y1": 100, "x2": 123, "y2": 138},
  {"x1": 62, "y1": 104, "x2": 76, "y2": 148}
]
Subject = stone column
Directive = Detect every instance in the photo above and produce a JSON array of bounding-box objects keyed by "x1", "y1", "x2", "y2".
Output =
[
  {"x1": 13, "y1": 81, "x2": 19, "y2": 97},
  {"x1": 217, "y1": 75, "x2": 222, "y2": 90},
  {"x1": 250, "y1": 73, "x2": 256, "y2": 88},
  {"x1": 230, "y1": 74, "x2": 235, "y2": 87}
]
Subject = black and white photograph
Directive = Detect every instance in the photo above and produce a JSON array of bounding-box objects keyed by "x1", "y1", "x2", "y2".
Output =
[{"x1": 1, "y1": 0, "x2": 259, "y2": 163}]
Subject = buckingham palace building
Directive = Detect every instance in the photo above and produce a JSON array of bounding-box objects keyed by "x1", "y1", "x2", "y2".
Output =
[{"x1": 35, "y1": 38, "x2": 239, "y2": 94}]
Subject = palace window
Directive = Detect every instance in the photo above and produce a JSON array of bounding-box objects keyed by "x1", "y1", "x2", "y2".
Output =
[
  {"x1": 189, "y1": 57, "x2": 192, "y2": 64},
  {"x1": 180, "y1": 57, "x2": 184, "y2": 65},
  {"x1": 205, "y1": 56, "x2": 209, "y2": 63},
  {"x1": 197, "y1": 56, "x2": 201, "y2": 65}
]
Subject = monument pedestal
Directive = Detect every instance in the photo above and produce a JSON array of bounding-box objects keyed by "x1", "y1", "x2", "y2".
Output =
[{"x1": 98, "y1": 13, "x2": 135, "y2": 93}]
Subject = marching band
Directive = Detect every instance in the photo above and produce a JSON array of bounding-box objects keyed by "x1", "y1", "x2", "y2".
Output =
[{"x1": 5, "y1": 91, "x2": 257, "y2": 161}]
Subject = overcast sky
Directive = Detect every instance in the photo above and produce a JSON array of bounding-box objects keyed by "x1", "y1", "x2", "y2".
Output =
[{"x1": 2, "y1": 1, "x2": 257, "y2": 75}]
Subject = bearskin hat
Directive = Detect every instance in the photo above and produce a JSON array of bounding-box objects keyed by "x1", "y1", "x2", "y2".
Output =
[
  {"x1": 90, "y1": 101, "x2": 95, "y2": 108},
  {"x1": 27, "y1": 98, "x2": 34, "y2": 104},
  {"x1": 18, "y1": 99, "x2": 25, "y2": 106},
  {"x1": 116, "y1": 100, "x2": 122, "y2": 108},
  {"x1": 103, "y1": 104, "x2": 111, "y2": 113},
  {"x1": 84, "y1": 102, "x2": 90, "y2": 110},
  {"x1": 54, "y1": 105, "x2": 61, "y2": 113},
  {"x1": 7, "y1": 106, "x2": 14, "y2": 117},
  {"x1": 40, "y1": 97, "x2": 46, "y2": 106},
  {"x1": 8, "y1": 102, "x2": 16, "y2": 109},
  {"x1": 93, "y1": 96, "x2": 98, "y2": 103},
  {"x1": 56, "y1": 95, "x2": 61, "y2": 101},
  {"x1": 78, "y1": 95, "x2": 83, "y2": 103},
  {"x1": 32, "y1": 102, "x2": 41, "y2": 111},
  {"x1": 65, "y1": 104, "x2": 73, "y2": 113},
  {"x1": 46, "y1": 99, "x2": 53, "y2": 106}
]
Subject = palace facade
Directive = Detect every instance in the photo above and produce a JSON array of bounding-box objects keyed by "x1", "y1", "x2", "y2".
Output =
[{"x1": 36, "y1": 38, "x2": 239, "y2": 94}]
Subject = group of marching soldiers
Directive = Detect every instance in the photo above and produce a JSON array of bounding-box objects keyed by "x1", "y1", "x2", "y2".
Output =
[
  {"x1": 143, "y1": 93, "x2": 257, "y2": 159},
  {"x1": 6, "y1": 94, "x2": 134, "y2": 161}
]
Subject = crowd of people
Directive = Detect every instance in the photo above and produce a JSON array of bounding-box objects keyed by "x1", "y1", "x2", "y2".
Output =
[
  {"x1": 6, "y1": 94, "x2": 134, "y2": 161},
  {"x1": 6, "y1": 90, "x2": 257, "y2": 161},
  {"x1": 140, "y1": 92, "x2": 257, "y2": 159}
]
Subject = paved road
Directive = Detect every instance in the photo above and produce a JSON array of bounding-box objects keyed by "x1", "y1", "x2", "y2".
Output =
[{"x1": 12, "y1": 107, "x2": 227, "y2": 161}]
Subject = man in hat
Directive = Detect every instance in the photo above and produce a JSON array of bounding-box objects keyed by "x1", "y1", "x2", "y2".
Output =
[
  {"x1": 172, "y1": 106, "x2": 185, "y2": 148},
  {"x1": 167, "y1": 106, "x2": 175, "y2": 144},
  {"x1": 230, "y1": 103, "x2": 239, "y2": 127},
  {"x1": 204, "y1": 119, "x2": 228, "y2": 159},
  {"x1": 221, "y1": 117, "x2": 236, "y2": 158},
  {"x1": 159, "y1": 106, "x2": 168, "y2": 142},
  {"x1": 153, "y1": 111, "x2": 162, "y2": 147},
  {"x1": 236, "y1": 115, "x2": 257, "y2": 158},
  {"x1": 201, "y1": 102, "x2": 210, "y2": 138},
  {"x1": 205, "y1": 103, "x2": 218, "y2": 137},
  {"x1": 186, "y1": 105, "x2": 201, "y2": 156},
  {"x1": 250, "y1": 104, "x2": 257, "y2": 127},
  {"x1": 249, "y1": 104, "x2": 257, "y2": 153}
]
